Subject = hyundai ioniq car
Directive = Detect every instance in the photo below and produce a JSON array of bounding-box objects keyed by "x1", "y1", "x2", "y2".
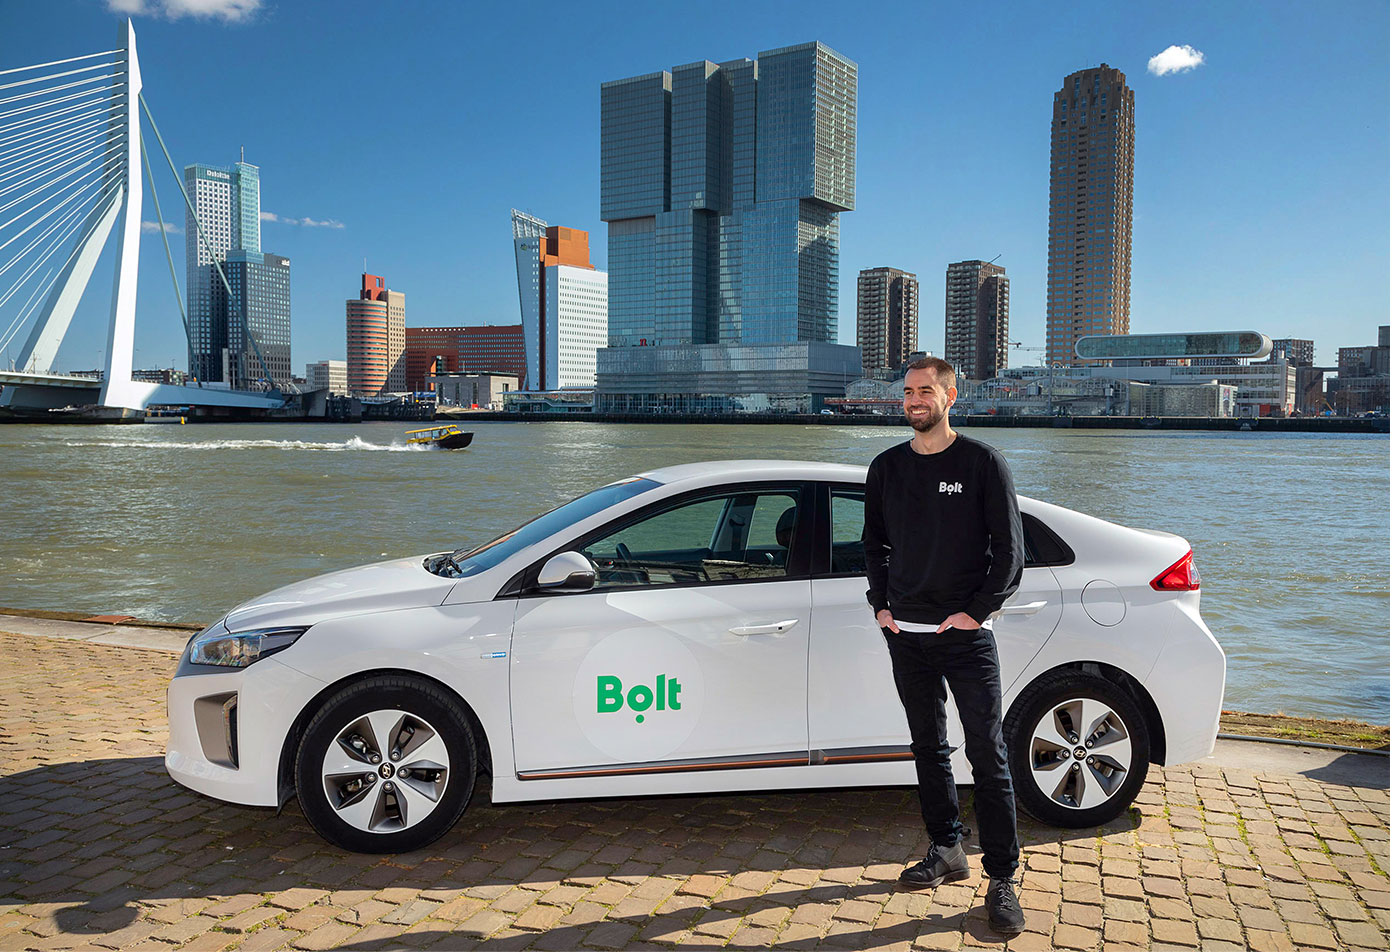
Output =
[{"x1": 167, "y1": 460, "x2": 1225, "y2": 853}]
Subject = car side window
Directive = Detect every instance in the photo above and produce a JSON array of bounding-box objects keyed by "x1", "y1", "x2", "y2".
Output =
[
  {"x1": 827, "y1": 487, "x2": 1064, "y2": 574},
  {"x1": 581, "y1": 489, "x2": 802, "y2": 590},
  {"x1": 831, "y1": 490, "x2": 866, "y2": 574}
]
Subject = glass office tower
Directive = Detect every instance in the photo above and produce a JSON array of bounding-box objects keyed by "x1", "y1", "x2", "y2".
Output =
[
  {"x1": 597, "y1": 42, "x2": 862, "y2": 412},
  {"x1": 184, "y1": 157, "x2": 289, "y2": 387}
]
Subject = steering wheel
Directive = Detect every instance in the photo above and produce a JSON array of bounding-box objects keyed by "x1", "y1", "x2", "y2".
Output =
[{"x1": 615, "y1": 542, "x2": 640, "y2": 571}]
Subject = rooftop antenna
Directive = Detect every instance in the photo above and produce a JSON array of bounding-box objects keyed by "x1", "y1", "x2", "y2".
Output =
[
  {"x1": 989, "y1": 254, "x2": 1002, "y2": 264},
  {"x1": 240, "y1": 145, "x2": 245, "y2": 162}
]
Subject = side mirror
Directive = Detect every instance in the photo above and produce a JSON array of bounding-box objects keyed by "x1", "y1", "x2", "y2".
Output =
[{"x1": 537, "y1": 551, "x2": 597, "y2": 592}]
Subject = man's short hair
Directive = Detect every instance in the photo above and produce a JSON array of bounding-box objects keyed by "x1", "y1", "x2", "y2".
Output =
[{"x1": 905, "y1": 356, "x2": 956, "y2": 391}]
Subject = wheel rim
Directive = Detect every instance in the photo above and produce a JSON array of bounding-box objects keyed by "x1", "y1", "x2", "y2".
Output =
[
  {"x1": 1027, "y1": 696, "x2": 1133, "y2": 810},
  {"x1": 320, "y1": 709, "x2": 451, "y2": 834}
]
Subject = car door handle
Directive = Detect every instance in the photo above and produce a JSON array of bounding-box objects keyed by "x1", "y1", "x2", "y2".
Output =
[
  {"x1": 728, "y1": 619, "x2": 799, "y2": 636},
  {"x1": 996, "y1": 600, "x2": 1048, "y2": 616}
]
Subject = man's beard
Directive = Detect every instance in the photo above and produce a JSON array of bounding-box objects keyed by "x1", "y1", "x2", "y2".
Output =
[{"x1": 905, "y1": 406, "x2": 944, "y2": 432}]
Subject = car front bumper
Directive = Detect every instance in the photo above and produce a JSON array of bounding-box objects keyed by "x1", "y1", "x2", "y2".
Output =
[{"x1": 165, "y1": 655, "x2": 326, "y2": 806}]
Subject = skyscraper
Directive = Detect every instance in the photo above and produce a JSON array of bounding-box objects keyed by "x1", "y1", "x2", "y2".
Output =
[
  {"x1": 216, "y1": 251, "x2": 291, "y2": 387},
  {"x1": 595, "y1": 42, "x2": 862, "y2": 413},
  {"x1": 346, "y1": 274, "x2": 406, "y2": 395},
  {"x1": 185, "y1": 158, "x2": 287, "y2": 385},
  {"x1": 856, "y1": 267, "x2": 919, "y2": 379},
  {"x1": 945, "y1": 260, "x2": 1010, "y2": 380},
  {"x1": 1045, "y1": 65, "x2": 1135, "y2": 366},
  {"x1": 511, "y1": 210, "x2": 609, "y2": 390}
]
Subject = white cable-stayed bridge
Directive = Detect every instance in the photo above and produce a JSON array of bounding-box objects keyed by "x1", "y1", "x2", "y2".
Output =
[{"x1": 0, "y1": 20, "x2": 284, "y2": 415}]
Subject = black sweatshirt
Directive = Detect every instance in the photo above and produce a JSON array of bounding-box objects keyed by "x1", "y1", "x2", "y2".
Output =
[{"x1": 863, "y1": 434, "x2": 1024, "y2": 626}]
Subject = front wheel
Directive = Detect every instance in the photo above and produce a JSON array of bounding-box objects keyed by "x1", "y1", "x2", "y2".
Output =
[
  {"x1": 1004, "y1": 671, "x2": 1150, "y2": 828},
  {"x1": 295, "y1": 675, "x2": 477, "y2": 853}
]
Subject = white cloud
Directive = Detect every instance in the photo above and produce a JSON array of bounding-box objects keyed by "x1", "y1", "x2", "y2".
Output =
[
  {"x1": 105, "y1": 0, "x2": 261, "y2": 22},
  {"x1": 141, "y1": 219, "x2": 182, "y2": 234},
  {"x1": 261, "y1": 211, "x2": 346, "y2": 229},
  {"x1": 1147, "y1": 44, "x2": 1206, "y2": 76}
]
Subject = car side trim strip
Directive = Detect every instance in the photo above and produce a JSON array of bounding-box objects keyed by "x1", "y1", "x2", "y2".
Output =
[
  {"x1": 517, "y1": 746, "x2": 918, "y2": 780},
  {"x1": 809, "y1": 745, "x2": 915, "y2": 765},
  {"x1": 517, "y1": 750, "x2": 810, "y2": 781}
]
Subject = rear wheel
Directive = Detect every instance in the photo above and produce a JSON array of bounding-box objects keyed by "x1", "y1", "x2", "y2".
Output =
[
  {"x1": 1004, "y1": 671, "x2": 1149, "y2": 828},
  {"x1": 295, "y1": 675, "x2": 476, "y2": 853}
]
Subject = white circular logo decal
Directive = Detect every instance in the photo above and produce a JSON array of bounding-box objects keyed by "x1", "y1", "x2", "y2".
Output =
[{"x1": 572, "y1": 629, "x2": 705, "y2": 763}]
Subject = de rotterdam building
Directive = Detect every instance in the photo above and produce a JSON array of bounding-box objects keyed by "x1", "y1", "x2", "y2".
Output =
[{"x1": 596, "y1": 42, "x2": 862, "y2": 413}]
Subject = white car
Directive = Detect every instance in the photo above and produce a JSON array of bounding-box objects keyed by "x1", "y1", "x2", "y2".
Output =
[{"x1": 166, "y1": 460, "x2": 1226, "y2": 854}]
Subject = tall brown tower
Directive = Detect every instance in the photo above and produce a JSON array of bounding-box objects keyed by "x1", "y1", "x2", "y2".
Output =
[
  {"x1": 945, "y1": 260, "x2": 1010, "y2": 380},
  {"x1": 856, "y1": 267, "x2": 919, "y2": 378},
  {"x1": 1045, "y1": 64, "x2": 1135, "y2": 366}
]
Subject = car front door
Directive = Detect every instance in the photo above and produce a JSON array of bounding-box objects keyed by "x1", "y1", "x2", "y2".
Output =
[
  {"x1": 509, "y1": 483, "x2": 815, "y2": 778},
  {"x1": 807, "y1": 483, "x2": 1064, "y2": 761}
]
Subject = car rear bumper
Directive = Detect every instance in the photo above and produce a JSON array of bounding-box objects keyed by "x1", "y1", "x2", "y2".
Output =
[
  {"x1": 1144, "y1": 601, "x2": 1226, "y2": 765},
  {"x1": 165, "y1": 657, "x2": 325, "y2": 806}
]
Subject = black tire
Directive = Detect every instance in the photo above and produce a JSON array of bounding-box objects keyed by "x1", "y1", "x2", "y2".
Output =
[
  {"x1": 1004, "y1": 670, "x2": 1149, "y2": 829},
  {"x1": 295, "y1": 675, "x2": 477, "y2": 853}
]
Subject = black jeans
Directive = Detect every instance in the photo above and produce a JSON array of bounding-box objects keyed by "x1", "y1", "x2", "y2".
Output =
[{"x1": 882, "y1": 626, "x2": 1020, "y2": 879}]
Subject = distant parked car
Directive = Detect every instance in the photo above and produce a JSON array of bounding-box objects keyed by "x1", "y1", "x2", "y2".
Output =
[{"x1": 167, "y1": 461, "x2": 1226, "y2": 853}]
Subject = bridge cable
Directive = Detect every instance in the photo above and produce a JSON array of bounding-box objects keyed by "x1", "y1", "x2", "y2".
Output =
[
  {"x1": 0, "y1": 111, "x2": 112, "y2": 166},
  {"x1": 138, "y1": 91, "x2": 276, "y2": 390},
  {"x1": 138, "y1": 131, "x2": 192, "y2": 364},
  {"x1": 0, "y1": 138, "x2": 122, "y2": 206},
  {"x1": 0, "y1": 51, "x2": 124, "y2": 79},
  {"x1": 0, "y1": 61, "x2": 120, "y2": 94},
  {"x1": 0, "y1": 268, "x2": 52, "y2": 361},
  {"x1": 0, "y1": 163, "x2": 124, "y2": 272},
  {"x1": 0, "y1": 73, "x2": 121, "y2": 109},
  {"x1": 0, "y1": 93, "x2": 123, "y2": 144},
  {"x1": 0, "y1": 125, "x2": 110, "y2": 185}
]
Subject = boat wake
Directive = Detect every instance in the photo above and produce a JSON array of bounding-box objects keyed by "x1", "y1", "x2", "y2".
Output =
[{"x1": 64, "y1": 436, "x2": 430, "y2": 452}]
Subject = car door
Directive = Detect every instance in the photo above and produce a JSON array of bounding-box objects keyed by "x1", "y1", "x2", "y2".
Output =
[
  {"x1": 509, "y1": 482, "x2": 815, "y2": 777},
  {"x1": 807, "y1": 482, "x2": 1064, "y2": 760}
]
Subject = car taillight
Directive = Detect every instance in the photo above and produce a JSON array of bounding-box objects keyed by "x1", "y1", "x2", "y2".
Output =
[{"x1": 1151, "y1": 550, "x2": 1201, "y2": 591}]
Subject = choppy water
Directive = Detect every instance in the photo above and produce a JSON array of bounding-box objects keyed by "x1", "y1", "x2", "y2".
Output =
[{"x1": 0, "y1": 421, "x2": 1388, "y2": 723}]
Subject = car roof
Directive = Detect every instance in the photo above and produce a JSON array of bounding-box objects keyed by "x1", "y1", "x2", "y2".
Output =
[{"x1": 636, "y1": 459, "x2": 868, "y2": 485}]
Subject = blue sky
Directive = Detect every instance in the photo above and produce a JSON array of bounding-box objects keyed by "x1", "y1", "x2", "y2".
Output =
[{"x1": 2, "y1": 0, "x2": 1389, "y2": 374}]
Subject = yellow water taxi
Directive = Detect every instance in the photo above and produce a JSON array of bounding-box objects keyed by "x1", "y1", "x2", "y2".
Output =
[{"x1": 404, "y1": 424, "x2": 474, "y2": 449}]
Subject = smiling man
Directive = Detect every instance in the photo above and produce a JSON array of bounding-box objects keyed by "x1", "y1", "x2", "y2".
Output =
[{"x1": 863, "y1": 356, "x2": 1026, "y2": 935}]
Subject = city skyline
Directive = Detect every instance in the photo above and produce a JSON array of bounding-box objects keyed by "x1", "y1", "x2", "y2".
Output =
[{"x1": 6, "y1": 1, "x2": 1387, "y2": 377}]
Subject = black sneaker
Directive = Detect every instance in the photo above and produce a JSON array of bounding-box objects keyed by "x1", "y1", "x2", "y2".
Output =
[
  {"x1": 898, "y1": 841, "x2": 970, "y2": 888},
  {"x1": 985, "y1": 877, "x2": 1025, "y2": 934}
]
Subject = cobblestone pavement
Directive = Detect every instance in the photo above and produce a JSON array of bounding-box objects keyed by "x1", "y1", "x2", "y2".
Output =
[{"x1": 0, "y1": 632, "x2": 1389, "y2": 951}]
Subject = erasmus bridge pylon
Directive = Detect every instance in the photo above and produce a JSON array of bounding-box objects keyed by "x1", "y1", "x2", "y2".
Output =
[{"x1": 0, "y1": 20, "x2": 282, "y2": 413}]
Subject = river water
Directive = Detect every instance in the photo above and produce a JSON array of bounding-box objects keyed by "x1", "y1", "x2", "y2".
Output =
[{"x1": 0, "y1": 421, "x2": 1388, "y2": 723}]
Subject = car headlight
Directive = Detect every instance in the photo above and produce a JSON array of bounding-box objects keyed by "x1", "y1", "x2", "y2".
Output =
[{"x1": 188, "y1": 621, "x2": 309, "y2": 667}]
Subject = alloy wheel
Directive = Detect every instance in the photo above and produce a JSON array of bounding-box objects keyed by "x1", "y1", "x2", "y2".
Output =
[
  {"x1": 1026, "y1": 696, "x2": 1133, "y2": 810},
  {"x1": 320, "y1": 709, "x2": 451, "y2": 834}
]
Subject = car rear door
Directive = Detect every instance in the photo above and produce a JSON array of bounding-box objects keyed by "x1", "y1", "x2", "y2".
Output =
[
  {"x1": 508, "y1": 482, "x2": 816, "y2": 778},
  {"x1": 807, "y1": 483, "x2": 1064, "y2": 760}
]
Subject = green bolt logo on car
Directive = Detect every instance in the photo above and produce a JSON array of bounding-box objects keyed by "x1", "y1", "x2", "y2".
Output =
[{"x1": 597, "y1": 674, "x2": 682, "y2": 723}]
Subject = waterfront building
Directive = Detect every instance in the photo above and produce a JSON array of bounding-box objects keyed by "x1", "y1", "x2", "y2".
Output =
[
  {"x1": 504, "y1": 389, "x2": 596, "y2": 413},
  {"x1": 856, "y1": 267, "x2": 918, "y2": 379},
  {"x1": 305, "y1": 359, "x2": 348, "y2": 395},
  {"x1": 215, "y1": 251, "x2": 291, "y2": 388},
  {"x1": 1075, "y1": 331, "x2": 1291, "y2": 416},
  {"x1": 404, "y1": 325, "x2": 527, "y2": 391},
  {"x1": 426, "y1": 372, "x2": 517, "y2": 410},
  {"x1": 945, "y1": 260, "x2": 1009, "y2": 380},
  {"x1": 346, "y1": 274, "x2": 406, "y2": 395},
  {"x1": 596, "y1": 41, "x2": 863, "y2": 412},
  {"x1": 1271, "y1": 338, "x2": 1325, "y2": 413},
  {"x1": 510, "y1": 211, "x2": 609, "y2": 390},
  {"x1": 1329, "y1": 326, "x2": 1390, "y2": 415},
  {"x1": 1045, "y1": 65, "x2": 1135, "y2": 367},
  {"x1": 185, "y1": 156, "x2": 291, "y2": 386}
]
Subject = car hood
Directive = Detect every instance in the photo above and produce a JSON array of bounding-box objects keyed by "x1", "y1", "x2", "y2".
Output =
[{"x1": 223, "y1": 556, "x2": 455, "y2": 631}]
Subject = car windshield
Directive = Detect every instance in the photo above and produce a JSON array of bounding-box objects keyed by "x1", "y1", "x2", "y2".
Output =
[{"x1": 443, "y1": 477, "x2": 662, "y2": 578}]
